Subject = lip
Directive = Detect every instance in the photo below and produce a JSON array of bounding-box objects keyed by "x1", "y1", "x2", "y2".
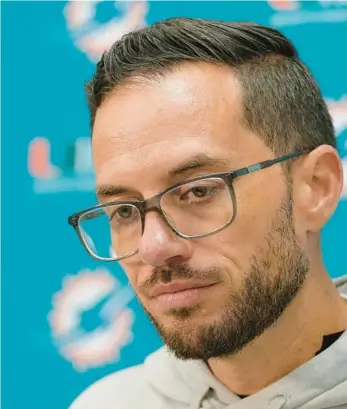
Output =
[
  {"x1": 149, "y1": 281, "x2": 218, "y2": 310},
  {"x1": 150, "y1": 281, "x2": 217, "y2": 298}
]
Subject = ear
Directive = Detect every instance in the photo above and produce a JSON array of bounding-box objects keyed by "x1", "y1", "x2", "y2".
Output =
[{"x1": 294, "y1": 145, "x2": 343, "y2": 233}]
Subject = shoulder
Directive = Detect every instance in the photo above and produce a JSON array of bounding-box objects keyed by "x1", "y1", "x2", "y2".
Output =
[
  {"x1": 68, "y1": 347, "x2": 194, "y2": 409},
  {"x1": 69, "y1": 364, "x2": 153, "y2": 409}
]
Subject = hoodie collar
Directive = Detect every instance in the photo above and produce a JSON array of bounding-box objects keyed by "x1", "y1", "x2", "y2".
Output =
[{"x1": 144, "y1": 275, "x2": 347, "y2": 409}]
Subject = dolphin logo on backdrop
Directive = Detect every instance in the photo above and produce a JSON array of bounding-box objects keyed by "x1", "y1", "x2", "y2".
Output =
[
  {"x1": 268, "y1": 0, "x2": 347, "y2": 11},
  {"x1": 326, "y1": 96, "x2": 347, "y2": 199},
  {"x1": 267, "y1": 0, "x2": 299, "y2": 11},
  {"x1": 268, "y1": 0, "x2": 347, "y2": 27},
  {"x1": 64, "y1": 0, "x2": 149, "y2": 62},
  {"x1": 326, "y1": 96, "x2": 347, "y2": 136},
  {"x1": 49, "y1": 268, "x2": 135, "y2": 371}
]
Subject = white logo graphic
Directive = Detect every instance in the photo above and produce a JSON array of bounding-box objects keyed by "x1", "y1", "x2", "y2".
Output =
[
  {"x1": 49, "y1": 268, "x2": 135, "y2": 371},
  {"x1": 268, "y1": 0, "x2": 347, "y2": 27},
  {"x1": 64, "y1": 0, "x2": 149, "y2": 62},
  {"x1": 326, "y1": 96, "x2": 347, "y2": 199},
  {"x1": 326, "y1": 96, "x2": 347, "y2": 136}
]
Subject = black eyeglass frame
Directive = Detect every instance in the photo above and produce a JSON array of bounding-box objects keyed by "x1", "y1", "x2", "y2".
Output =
[{"x1": 68, "y1": 150, "x2": 308, "y2": 262}]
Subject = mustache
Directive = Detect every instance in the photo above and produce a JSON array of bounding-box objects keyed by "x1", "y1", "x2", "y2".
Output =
[{"x1": 139, "y1": 263, "x2": 223, "y2": 297}]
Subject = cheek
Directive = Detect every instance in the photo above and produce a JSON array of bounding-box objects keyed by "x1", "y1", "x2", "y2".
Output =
[
  {"x1": 289, "y1": 204, "x2": 309, "y2": 249},
  {"x1": 118, "y1": 264, "x2": 154, "y2": 310},
  {"x1": 118, "y1": 260, "x2": 152, "y2": 294},
  {"x1": 202, "y1": 189, "x2": 282, "y2": 269},
  {"x1": 234, "y1": 175, "x2": 285, "y2": 233},
  {"x1": 117, "y1": 260, "x2": 137, "y2": 287}
]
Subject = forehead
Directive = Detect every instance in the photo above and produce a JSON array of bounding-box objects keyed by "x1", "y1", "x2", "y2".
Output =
[{"x1": 92, "y1": 62, "x2": 265, "y2": 188}]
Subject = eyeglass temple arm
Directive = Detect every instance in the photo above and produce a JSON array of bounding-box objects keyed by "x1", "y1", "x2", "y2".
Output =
[{"x1": 231, "y1": 150, "x2": 309, "y2": 179}]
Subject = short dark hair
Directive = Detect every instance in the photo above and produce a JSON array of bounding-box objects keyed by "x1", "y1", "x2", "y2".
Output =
[{"x1": 86, "y1": 17, "x2": 336, "y2": 153}]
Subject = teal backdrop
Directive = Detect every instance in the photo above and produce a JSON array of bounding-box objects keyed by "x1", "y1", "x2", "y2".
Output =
[{"x1": 2, "y1": 1, "x2": 347, "y2": 408}]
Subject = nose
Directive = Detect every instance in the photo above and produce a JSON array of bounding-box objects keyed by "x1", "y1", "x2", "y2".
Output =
[{"x1": 138, "y1": 212, "x2": 193, "y2": 267}]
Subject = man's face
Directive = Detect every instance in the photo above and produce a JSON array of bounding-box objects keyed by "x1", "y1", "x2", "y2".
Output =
[{"x1": 92, "y1": 63, "x2": 309, "y2": 360}]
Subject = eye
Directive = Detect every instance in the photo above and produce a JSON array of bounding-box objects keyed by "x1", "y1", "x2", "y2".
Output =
[
  {"x1": 189, "y1": 186, "x2": 210, "y2": 198},
  {"x1": 109, "y1": 205, "x2": 137, "y2": 223},
  {"x1": 180, "y1": 184, "x2": 217, "y2": 202},
  {"x1": 116, "y1": 206, "x2": 133, "y2": 219}
]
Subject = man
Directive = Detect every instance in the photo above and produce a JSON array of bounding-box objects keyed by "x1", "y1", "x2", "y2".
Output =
[{"x1": 69, "y1": 18, "x2": 347, "y2": 409}]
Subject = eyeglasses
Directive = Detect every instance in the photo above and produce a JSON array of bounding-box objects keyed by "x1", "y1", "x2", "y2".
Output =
[{"x1": 68, "y1": 151, "x2": 308, "y2": 262}]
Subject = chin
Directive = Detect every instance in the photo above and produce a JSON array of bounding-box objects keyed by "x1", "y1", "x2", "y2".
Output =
[{"x1": 156, "y1": 308, "x2": 224, "y2": 338}]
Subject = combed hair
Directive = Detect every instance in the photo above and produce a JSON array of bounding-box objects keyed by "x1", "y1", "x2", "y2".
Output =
[{"x1": 86, "y1": 17, "x2": 336, "y2": 154}]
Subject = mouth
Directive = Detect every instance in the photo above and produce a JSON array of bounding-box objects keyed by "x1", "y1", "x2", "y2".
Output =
[{"x1": 150, "y1": 281, "x2": 218, "y2": 310}]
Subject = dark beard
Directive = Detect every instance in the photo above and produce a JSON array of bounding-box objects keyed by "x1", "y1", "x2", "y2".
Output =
[{"x1": 142, "y1": 193, "x2": 309, "y2": 360}]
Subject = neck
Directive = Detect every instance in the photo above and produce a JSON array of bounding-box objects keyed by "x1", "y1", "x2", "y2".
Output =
[{"x1": 208, "y1": 269, "x2": 347, "y2": 396}]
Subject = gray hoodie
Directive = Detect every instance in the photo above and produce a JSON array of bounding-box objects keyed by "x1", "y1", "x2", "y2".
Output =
[{"x1": 70, "y1": 276, "x2": 347, "y2": 409}]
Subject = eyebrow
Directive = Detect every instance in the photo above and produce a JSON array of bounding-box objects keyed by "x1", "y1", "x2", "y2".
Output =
[
  {"x1": 96, "y1": 153, "x2": 230, "y2": 200},
  {"x1": 167, "y1": 153, "x2": 230, "y2": 177},
  {"x1": 96, "y1": 185, "x2": 133, "y2": 200}
]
